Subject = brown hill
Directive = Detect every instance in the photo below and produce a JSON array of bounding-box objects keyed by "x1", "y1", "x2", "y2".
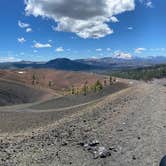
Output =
[
  {"x1": 0, "y1": 69, "x2": 106, "y2": 91},
  {"x1": 0, "y1": 79, "x2": 49, "y2": 106}
]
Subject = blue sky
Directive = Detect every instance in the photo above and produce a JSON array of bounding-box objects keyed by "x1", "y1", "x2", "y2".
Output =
[{"x1": 0, "y1": 0, "x2": 166, "y2": 62}]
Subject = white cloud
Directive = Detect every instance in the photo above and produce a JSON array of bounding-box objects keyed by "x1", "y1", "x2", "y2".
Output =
[
  {"x1": 91, "y1": 56, "x2": 98, "y2": 59},
  {"x1": 33, "y1": 50, "x2": 38, "y2": 53},
  {"x1": 26, "y1": 28, "x2": 32, "y2": 32},
  {"x1": 34, "y1": 42, "x2": 52, "y2": 48},
  {"x1": 96, "y1": 48, "x2": 102, "y2": 52},
  {"x1": 114, "y1": 51, "x2": 133, "y2": 59},
  {"x1": 18, "y1": 37, "x2": 26, "y2": 43},
  {"x1": 149, "y1": 48, "x2": 166, "y2": 52},
  {"x1": 18, "y1": 20, "x2": 29, "y2": 28},
  {"x1": 128, "y1": 26, "x2": 133, "y2": 30},
  {"x1": 135, "y1": 48, "x2": 146, "y2": 53},
  {"x1": 25, "y1": 0, "x2": 135, "y2": 39},
  {"x1": 66, "y1": 48, "x2": 71, "y2": 52},
  {"x1": 139, "y1": 0, "x2": 153, "y2": 8},
  {"x1": 160, "y1": 48, "x2": 166, "y2": 51},
  {"x1": 146, "y1": 1, "x2": 153, "y2": 8},
  {"x1": 55, "y1": 47, "x2": 64, "y2": 52},
  {"x1": 107, "y1": 48, "x2": 112, "y2": 51},
  {"x1": 110, "y1": 16, "x2": 119, "y2": 23},
  {"x1": 0, "y1": 56, "x2": 21, "y2": 63}
]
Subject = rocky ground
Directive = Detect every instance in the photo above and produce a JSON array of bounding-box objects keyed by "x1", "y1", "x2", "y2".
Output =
[
  {"x1": 0, "y1": 82, "x2": 127, "y2": 133},
  {"x1": 0, "y1": 81, "x2": 166, "y2": 166}
]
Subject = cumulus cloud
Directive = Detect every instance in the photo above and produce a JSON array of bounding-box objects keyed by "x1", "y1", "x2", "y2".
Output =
[
  {"x1": 114, "y1": 51, "x2": 133, "y2": 59},
  {"x1": 110, "y1": 16, "x2": 119, "y2": 23},
  {"x1": 135, "y1": 48, "x2": 146, "y2": 53},
  {"x1": 139, "y1": 0, "x2": 153, "y2": 8},
  {"x1": 18, "y1": 20, "x2": 33, "y2": 32},
  {"x1": 18, "y1": 20, "x2": 29, "y2": 28},
  {"x1": 146, "y1": 1, "x2": 153, "y2": 8},
  {"x1": 34, "y1": 42, "x2": 52, "y2": 48},
  {"x1": 128, "y1": 26, "x2": 133, "y2": 30},
  {"x1": 18, "y1": 37, "x2": 26, "y2": 43},
  {"x1": 24, "y1": 0, "x2": 135, "y2": 39},
  {"x1": 26, "y1": 27, "x2": 32, "y2": 32},
  {"x1": 96, "y1": 48, "x2": 102, "y2": 52},
  {"x1": 55, "y1": 47, "x2": 64, "y2": 52}
]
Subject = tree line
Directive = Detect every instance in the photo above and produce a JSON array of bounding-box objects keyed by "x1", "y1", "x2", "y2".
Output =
[
  {"x1": 70, "y1": 76, "x2": 116, "y2": 96},
  {"x1": 31, "y1": 73, "x2": 116, "y2": 95},
  {"x1": 110, "y1": 64, "x2": 166, "y2": 81}
]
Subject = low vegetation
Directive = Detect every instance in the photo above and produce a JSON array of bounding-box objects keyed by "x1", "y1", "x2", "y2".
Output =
[
  {"x1": 110, "y1": 64, "x2": 166, "y2": 81},
  {"x1": 69, "y1": 76, "x2": 115, "y2": 96}
]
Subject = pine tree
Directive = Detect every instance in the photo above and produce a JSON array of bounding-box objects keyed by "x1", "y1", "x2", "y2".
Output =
[
  {"x1": 109, "y1": 76, "x2": 113, "y2": 85},
  {"x1": 104, "y1": 78, "x2": 107, "y2": 86},
  {"x1": 32, "y1": 74, "x2": 36, "y2": 85},
  {"x1": 82, "y1": 81, "x2": 88, "y2": 96},
  {"x1": 71, "y1": 85, "x2": 75, "y2": 95}
]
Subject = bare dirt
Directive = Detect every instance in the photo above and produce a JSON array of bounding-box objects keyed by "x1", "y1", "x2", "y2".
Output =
[
  {"x1": 0, "y1": 82, "x2": 128, "y2": 133},
  {"x1": 0, "y1": 69, "x2": 106, "y2": 91},
  {"x1": 0, "y1": 79, "x2": 50, "y2": 106},
  {"x1": 0, "y1": 80, "x2": 166, "y2": 166},
  {"x1": 31, "y1": 83, "x2": 127, "y2": 110}
]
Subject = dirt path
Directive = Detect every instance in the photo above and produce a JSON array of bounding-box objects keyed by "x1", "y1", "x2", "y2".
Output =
[{"x1": 0, "y1": 82, "x2": 166, "y2": 166}]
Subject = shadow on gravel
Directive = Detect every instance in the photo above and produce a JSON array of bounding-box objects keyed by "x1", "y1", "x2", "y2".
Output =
[{"x1": 31, "y1": 82, "x2": 128, "y2": 110}]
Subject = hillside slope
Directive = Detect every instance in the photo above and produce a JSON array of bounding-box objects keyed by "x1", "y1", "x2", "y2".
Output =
[
  {"x1": 0, "y1": 69, "x2": 106, "y2": 91},
  {"x1": 0, "y1": 79, "x2": 49, "y2": 106}
]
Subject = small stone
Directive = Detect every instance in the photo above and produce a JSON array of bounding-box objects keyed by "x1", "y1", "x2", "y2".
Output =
[
  {"x1": 89, "y1": 140, "x2": 99, "y2": 147},
  {"x1": 98, "y1": 146, "x2": 111, "y2": 158},
  {"x1": 117, "y1": 129, "x2": 123, "y2": 132},
  {"x1": 109, "y1": 147, "x2": 118, "y2": 152},
  {"x1": 61, "y1": 141, "x2": 68, "y2": 146},
  {"x1": 79, "y1": 142, "x2": 85, "y2": 147},
  {"x1": 93, "y1": 150, "x2": 99, "y2": 159},
  {"x1": 84, "y1": 143, "x2": 89, "y2": 148},
  {"x1": 137, "y1": 136, "x2": 141, "y2": 140},
  {"x1": 132, "y1": 155, "x2": 136, "y2": 160}
]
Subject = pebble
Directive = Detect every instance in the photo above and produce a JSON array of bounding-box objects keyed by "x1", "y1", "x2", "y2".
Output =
[
  {"x1": 89, "y1": 140, "x2": 99, "y2": 147},
  {"x1": 132, "y1": 155, "x2": 136, "y2": 160},
  {"x1": 98, "y1": 146, "x2": 111, "y2": 158},
  {"x1": 109, "y1": 147, "x2": 118, "y2": 152}
]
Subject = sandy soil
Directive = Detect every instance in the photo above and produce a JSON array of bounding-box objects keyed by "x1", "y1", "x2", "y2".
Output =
[{"x1": 0, "y1": 80, "x2": 166, "y2": 166}]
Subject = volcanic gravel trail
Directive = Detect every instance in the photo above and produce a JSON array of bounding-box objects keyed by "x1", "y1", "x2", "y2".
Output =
[{"x1": 0, "y1": 82, "x2": 166, "y2": 166}]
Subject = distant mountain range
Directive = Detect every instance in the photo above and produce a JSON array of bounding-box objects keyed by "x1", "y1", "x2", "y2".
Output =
[
  {"x1": 0, "y1": 58, "x2": 98, "y2": 71},
  {"x1": 0, "y1": 56, "x2": 166, "y2": 71},
  {"x1": 77, "y1": 56, "x2": 166, "y2": 70}
]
